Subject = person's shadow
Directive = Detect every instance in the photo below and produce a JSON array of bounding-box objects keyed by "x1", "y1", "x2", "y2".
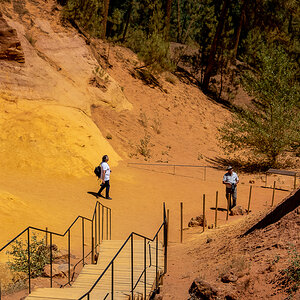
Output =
[
  {"x1": 87, "y1": 191, "x2": 104, "y2": 199},
  {"x1": 210, "y1": 207, "x2": 228, "y2": 212}
]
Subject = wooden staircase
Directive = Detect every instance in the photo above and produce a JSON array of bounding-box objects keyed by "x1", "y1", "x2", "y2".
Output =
[{"x1": 25, "y1": 240, "x2": 164, "y2": 300}]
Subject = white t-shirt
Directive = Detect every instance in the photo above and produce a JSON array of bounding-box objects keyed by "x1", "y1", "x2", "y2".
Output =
[
  {"x1": 101, "y1": 162, "x2": 111, "y2": 181},
  {"x1": 223, "y1": 172, "x2": 239, "y2": 187}
]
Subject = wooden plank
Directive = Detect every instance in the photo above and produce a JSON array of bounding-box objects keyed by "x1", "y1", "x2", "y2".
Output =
[
  {"x1": 25, "y1": 239, "x2": 164, "y2": 300},
  {"x1": 266, "y1": 168, "x2": 297, "y2": 176}
]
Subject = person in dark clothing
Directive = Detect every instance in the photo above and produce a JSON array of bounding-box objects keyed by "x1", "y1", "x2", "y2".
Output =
[{"x1": 98, "y1": 155, "x2": 112, "y2": 200}]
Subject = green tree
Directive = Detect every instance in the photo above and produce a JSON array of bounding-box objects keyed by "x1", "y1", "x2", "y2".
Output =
[{"x1": 219, "y1": 45, "x2": 300, "y2": 166}]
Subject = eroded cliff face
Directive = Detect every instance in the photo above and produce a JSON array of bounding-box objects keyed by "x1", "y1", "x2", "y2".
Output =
[
  {"x1": 0, "y1": 0, "x2": 131, "y2": 177},
  {"x1": 0, "y1": 11, "x2": 24, "y2": 63}
]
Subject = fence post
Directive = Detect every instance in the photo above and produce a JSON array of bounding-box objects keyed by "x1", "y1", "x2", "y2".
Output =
[
  {"x1": 167, "y1": 209, "x2": 170, "y2": 247},
  {"x1": 98, "y1": 203, "x2": 100, "y2": 245},
  {"x1": 156, "y1": 234, "x2": 158, "y2": 290},
  {"x1": 68, "y1": 229, "x2": 71, "y2": 283},
  {"x1": 50, "y1": 232, "x2": 53, "y2": 288},
  {"x1": 111, "y1": 261, "x2": 114, "y2": 300},
  {"x1": 226, "y1": 194, "x2": 230, "y2": 221},
  {"x1": 91, "y1": 220, "x2": 94, "y2": 264},
  {"x1": 45, "y1": 227, "x2": 48, "y2": 247},
  {"x1": 27, "y1": 228, "x2": 31, "y2": 294},
  {"x1": 247, "y1": 186, "x2": 252, "y2": 214},
  {"x1": 180, "y1": 202, "x2": 183, "y2": 243},
  {"x1": 215, "y1": 191, "x2": 218, "y2": 228},
  {"x1": 102, "y1": 206, "x2": 104, "y2": 241},
  {"x1": 144, "y1": 238, "x2": 147, "y2": 299},
  {"x1": 203, "y1": 194, "x2": 206, "y2": 232},
  {"x1": 271, "y1": 181, "x2": 276, "y2": 207},
  {"x1": 82, "y1": 218, "x2": 85, "y2": 266},
  {"x1": 131, "y1": 234, "x2": 134, "y2": 299},
  {"x1": 163, "y1": 202, "x2": 167, "y2": 274},
  {"x1": 109, "y1": 209, "x2": 112, "y2": 240},
  {"x1": 294, "y1": 174, "x2": 297, "y2": 190},
  {"x1": 106, "y1": 207, "x2": 109, "y2": 240}
]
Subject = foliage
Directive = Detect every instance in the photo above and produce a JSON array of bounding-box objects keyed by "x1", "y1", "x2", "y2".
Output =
[
  {"x1": 137, "y1": 132, "x2": 151, "y2": 158},
  {"x1": 62, "y1": 0, "x2": 104, "y2": 37},
  {"x1": 134, "y1": 33, "x2": 174, "y2": 73},
  {"x1": 219, "y1": 45, "x2": 300, "y2": 166},
  {"x1": 278, "y1": 245, "x2": 300, "y2": 298},
  {"x1": 6, "y1": 233, "x2": 57, "y2": 278}
]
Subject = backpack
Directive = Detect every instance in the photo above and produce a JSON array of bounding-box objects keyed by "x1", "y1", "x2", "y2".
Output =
[{"x1": 94, "y1": 164, "x2": 102, "y2": 178}]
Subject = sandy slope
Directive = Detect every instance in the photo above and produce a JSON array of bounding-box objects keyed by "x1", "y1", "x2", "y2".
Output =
[{"x1": 0, "y1": 0, "x2": 298, "y2": 298}]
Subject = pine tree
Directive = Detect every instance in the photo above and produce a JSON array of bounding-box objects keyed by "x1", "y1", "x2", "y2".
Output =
[{"x1": 219, "y1": 45, "x2": 300, "y2": 166}]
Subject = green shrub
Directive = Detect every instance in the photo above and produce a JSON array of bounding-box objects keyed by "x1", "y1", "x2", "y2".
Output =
[
  {"x1": 279, "y1": 245, "x2": 300, "y2": 298},
  {"x1": 6, "y1": 233, "x2": 58, "y2": 278},
  {"x1": 137, "y1": 133, "x2": 151, "y2": 158}
]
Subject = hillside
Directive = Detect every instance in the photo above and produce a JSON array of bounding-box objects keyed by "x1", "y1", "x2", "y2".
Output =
[
  {"x1": 161, "y1": 189, "x2": 300, "y2": 300},
  {"x1": 0, "y1": 0, "x2": 231, "y2": 180}
]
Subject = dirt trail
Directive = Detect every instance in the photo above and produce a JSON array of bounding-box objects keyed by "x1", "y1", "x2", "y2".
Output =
[{"x1": 0, "y1": 163, "x2": 289, "y2": 249}]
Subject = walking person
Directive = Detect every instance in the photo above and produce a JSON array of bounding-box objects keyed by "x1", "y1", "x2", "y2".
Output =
[
  {"x1": 223, "y1": 166, "x2": 239, "y2": 210},
  {"x1": 98, "y1": 155, "x2": 112, "y2": 200}
]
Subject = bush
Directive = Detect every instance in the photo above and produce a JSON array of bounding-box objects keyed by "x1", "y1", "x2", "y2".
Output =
[
  {"x1": 127, "y1": 31, "x2": 174, "y2": 74},
  {"x1": 137, "y1": 133, "x2": 151, "y2": 158},
  {"x1": 6, "y1": 233, "x2": 58, "y2": 278},
  {"x1": 278, "y1": 245, "x2": 300, "y2": 298}
]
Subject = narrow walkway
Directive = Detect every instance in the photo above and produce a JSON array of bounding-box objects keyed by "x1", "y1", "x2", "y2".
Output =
[{"x1": 26, "y1": 240, "x2": 164, "y2": 300}]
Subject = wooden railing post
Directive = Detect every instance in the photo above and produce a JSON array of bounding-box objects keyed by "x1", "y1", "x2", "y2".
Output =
[
  {"x1": 203, "y1": 194, "x2": 206, "y2": 232},
  {"x1": 214, "y1": 191, "x2": 218, "y2": 228},
  {"x1": 271, "y1": 181, "x2": 276, "y2": 206},
  {"x1": 27, "y1": 228, "x2": 31, "y2": 294},
  {"x1": 247, "y1": 185, "x2": 252, "y2": 214},
  {"x1": 180, "y1": 202, "x2": 183, "y2": 243}
]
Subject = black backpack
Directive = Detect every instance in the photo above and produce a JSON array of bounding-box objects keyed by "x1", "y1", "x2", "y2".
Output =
[{"x1": 94, "y1": 165, "x2": 102, "y2": 178}]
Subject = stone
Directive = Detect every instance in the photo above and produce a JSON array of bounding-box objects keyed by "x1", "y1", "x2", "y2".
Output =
[
  {"x1": 221, "y1": 273, "x2": 238, "y2": 283},
  {"x1": 189, "y1": 278, "x2": 219, "y2": 300},
  {"x1": 188, "y1": 215, "x2": 207, "y2": 227},
  {"x1": 0, "y1": 12, "x2": 25, "y2": 63},
  {"x1": 43, "y1": 263, "x2": 73, "y2": 278},
  {"x1": 224, "y1": 292, "x2": 238, "y2": 300},
  {"x1": 229, "y1": 206, "x2": 246, "y2": 216}
]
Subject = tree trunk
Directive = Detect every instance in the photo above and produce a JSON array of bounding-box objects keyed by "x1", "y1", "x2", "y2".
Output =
[
  {"x1": 122, "y1": 2, "x2": 133, "y2": 42},
  {"x1": 232, "y1": 0, "x2": 246, "y2": 61},
  {"x1": 165, "y1": 0, "x2": 173, "y2": 40},
  {"x1": 177, "y1": 0, "x2": 181, "y2": 42},
  {"x1": 101, "y1": 0, "x2": 110, "y2": 39},
  {"x1": 202, "y1": 0, "x2": 230, "y2": 92}
]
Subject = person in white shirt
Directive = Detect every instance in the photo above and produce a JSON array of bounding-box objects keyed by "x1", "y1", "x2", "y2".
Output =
[
  {"x1": 97, "y1": 155, "x2": 112, "y2": 200},
  {"x1": 222, "y1": 166, "x2": 239, "y2": 209}
]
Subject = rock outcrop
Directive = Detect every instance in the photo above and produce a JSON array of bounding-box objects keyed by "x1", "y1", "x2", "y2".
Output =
[{"x1": 0, "y1": 12, "x2": 24, "y2": 63}]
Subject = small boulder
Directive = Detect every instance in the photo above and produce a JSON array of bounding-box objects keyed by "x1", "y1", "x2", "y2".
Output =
[
  {"x1": 188, "y1": 215, "x2": 207, "y2": 227},
  {"x1": 229, "y1": 206, "x2": 246, "y2": 216},
  {"x1": 189, "y1": 278, "x2": 219, "y2": 299},
  {"x1": 221, "y1": 273, "x2": 238, "y2": 283}
]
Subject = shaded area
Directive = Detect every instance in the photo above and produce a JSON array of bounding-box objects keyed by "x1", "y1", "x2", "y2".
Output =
[
  {"x1": 243, "y1": 188, "x2": 300, "y2": 236},
  {"x1": 87, "y1": 191, "x2": 104, "y2": 199},
  {"x1": 210, "y1": 207, "x2": 227, "y2": 212},
  {"x1": 206, "y1": 156, "x2": 270, "y2": 173}
]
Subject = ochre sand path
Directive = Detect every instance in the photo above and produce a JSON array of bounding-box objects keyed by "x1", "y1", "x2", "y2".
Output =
[
  {"x1": 25, "y1": 240, "x2": 164, "y2": 300},
  {"x1": 0, "y1": 162, "x2": 290, "y2": 248}
]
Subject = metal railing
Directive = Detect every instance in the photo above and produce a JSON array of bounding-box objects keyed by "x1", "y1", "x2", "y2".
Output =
[
  {"x1": 78, "y1": 203, "x2": 168, "y2": 300},
  {"x1": 0, "y1": 201, "x2": 111, "y2": 296},
  {"x1": 128, "y1": 162, "x2": 208, "y2": 180}
]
